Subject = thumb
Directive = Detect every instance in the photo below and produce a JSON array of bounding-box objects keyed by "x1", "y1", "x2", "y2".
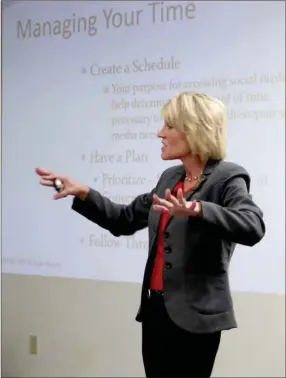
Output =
[{"x1": 53, "y1": 189, "x2": 69, "y2": 200}]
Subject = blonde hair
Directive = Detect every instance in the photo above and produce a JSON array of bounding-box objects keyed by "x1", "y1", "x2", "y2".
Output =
[{"x1": 161, "y1": 92, "x2": 227, "y2": 162}]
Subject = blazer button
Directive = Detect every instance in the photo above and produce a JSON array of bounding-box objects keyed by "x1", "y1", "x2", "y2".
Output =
[
  {"x1": 164, "y1": 262, "x2": 172, "y2": 269},
  {"x1": 165, "y1": 247, "x2": 172, "y2": 254},
  {"x1": 164, "y1": 231, "x2": 169, "y2": 238}
]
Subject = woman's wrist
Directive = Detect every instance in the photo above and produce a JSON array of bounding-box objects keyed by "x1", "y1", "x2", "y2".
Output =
[{"x1": 77, "y1": 184, "x2": 90, "y2": 201}]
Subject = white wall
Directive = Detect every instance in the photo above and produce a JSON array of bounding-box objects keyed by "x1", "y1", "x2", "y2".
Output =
[{"x1": 2, "y1": 274, "x2": 285, "y2": 377}]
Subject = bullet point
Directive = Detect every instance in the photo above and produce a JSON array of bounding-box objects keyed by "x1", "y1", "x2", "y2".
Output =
[
  {"x1": 81, "y1": 154, "x2": 86, "y2": 161},
  {"x1": 81, "y1": 68, "x2": 87, "y2": 74},
  {"x1": 103, "y1": 87, "x2": 109, "y2": 93},
  {"x1": 80, "y1": 237, "x2": 84, "y2": 244},
  {"x1": 94, "y1": 177, "x2": 99, "y2": 182}
]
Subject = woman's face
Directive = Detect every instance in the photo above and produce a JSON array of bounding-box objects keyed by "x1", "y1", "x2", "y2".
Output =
[{"x1": 157, "y1": 124, "x2": 190, "y2": 160}]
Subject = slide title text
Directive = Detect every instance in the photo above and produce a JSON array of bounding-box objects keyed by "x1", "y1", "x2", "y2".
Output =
[{"x1": 17, "y1": 2, "x2": 196, "y2": 40}]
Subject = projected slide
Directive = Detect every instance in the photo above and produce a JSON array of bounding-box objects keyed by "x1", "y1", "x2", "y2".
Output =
[{"x1": 2, "y1": 1, "x2": 285, "y2": 294}]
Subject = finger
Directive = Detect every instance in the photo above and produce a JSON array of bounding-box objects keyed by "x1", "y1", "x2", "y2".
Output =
[
  {"x1": 153, "y1": 193, "x2": 172, "y2": 207},
  {"x1": 42, "y1": 174, "x2": 58, "y2": 181},
  {"x1": 165, "y1": 189, "x2": 180, "y2": 206},
  {"x1": 176, "y1": 188, "x2": 186, "y2": 206},
  {"x1": 152, "y1": 204, "x2": 169, "y2": 213},
  {"x1": 165, "y1": 188, "x2": 171, "y2": 198},
  {"x1": 35, "y1": 168, "x2": 62, "y2": 182},
  {"x1": 53, "y1": 189, "x2": 69, "y2": 200},
  {"x1": 195, "y1": 201, "x2": 202, "y2": 215},
  {"x1": 155, "y1": 197, "x2": 173, "y2": 210},
  {"x1": 153, "y1": 193, "x2": 160, "y2": 202},
  {"x1": 187, "y1": 201, "x2": 197, "y2": 212},
  {"x1": 40, "y1": 179, "x2": 55, "y2": 187},
  {"x1": 35, "y1": 168, "x2": 53, "y2": 176}
]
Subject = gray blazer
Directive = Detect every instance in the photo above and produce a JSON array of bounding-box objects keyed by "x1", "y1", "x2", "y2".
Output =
[{"x1": 72, "y1": 159, "x2": 265, "y2": 333}]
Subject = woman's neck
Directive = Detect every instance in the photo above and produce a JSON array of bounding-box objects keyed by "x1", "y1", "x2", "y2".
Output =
[{"x1": 181, "y1": 154, "x2": 205, "y2": 179}]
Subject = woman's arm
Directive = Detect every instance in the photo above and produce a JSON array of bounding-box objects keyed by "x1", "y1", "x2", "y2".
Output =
[
  {"x1": 200, "y1": 175, "x2": 266, "y2": 246},
  {"x1": 72, "y1": 187, "x2": 155, "y2": 236}
]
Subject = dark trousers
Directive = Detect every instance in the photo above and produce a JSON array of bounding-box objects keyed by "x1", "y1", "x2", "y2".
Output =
[{"x1": 142, "y1": 291, "x2": 221, "y2": 377}]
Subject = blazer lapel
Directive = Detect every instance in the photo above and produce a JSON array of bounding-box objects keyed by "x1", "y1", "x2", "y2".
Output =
[
  {"x1": 151, "y1": 165, "x2": 185, "y2": 238},
  {"x1": 162, "y1": 165, "x2": 186, "y2": 196}
]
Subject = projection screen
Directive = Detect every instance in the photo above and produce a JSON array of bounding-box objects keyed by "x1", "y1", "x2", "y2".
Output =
[{"x1": 2, "y1": 0, "x2": 285, "y2": 296}]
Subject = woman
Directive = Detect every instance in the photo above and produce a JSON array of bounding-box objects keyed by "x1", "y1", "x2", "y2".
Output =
[{"x1": 36, "y1": 92, "x2": 266, "y2": 377}]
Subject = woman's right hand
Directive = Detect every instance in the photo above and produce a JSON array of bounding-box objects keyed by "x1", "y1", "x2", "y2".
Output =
[{"x1": 35, "y1": 168, "x2": 89, "y2": 200}]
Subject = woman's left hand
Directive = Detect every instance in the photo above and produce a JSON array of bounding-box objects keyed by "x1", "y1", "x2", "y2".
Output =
[{"x1": 152, "y1": 188, "x2": 202, "y2": 217}]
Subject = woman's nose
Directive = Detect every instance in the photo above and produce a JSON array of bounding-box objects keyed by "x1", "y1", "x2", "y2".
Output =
[{"x1": 157, "y1": 127, "x2": 164, "y2": 138}]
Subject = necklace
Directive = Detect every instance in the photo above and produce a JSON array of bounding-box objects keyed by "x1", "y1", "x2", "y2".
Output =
[{"x1": 185, "y1": 173, "x2": 202, "y2": 182}]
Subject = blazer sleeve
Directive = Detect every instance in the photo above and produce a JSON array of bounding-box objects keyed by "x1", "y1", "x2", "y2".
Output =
[
  {"x1": 71, "y1": 188, "x2": 155, "y2": 237},
  {"x1": 200, "y1": 174, "x2": 266, "y2": 246}
]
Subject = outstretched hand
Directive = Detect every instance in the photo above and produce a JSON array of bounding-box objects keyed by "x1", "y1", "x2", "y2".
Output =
[
  {"x1": 152, "y1": 188, "x2": 202, "y2": 217},
  {"x1": 35, "y1": 168, "x2": 88, "y2": 200}
]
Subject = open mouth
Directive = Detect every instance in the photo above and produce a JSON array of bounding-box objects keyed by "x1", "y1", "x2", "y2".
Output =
[{"x1": 161, "y1": 140, "x2": 168, "y2": 152}]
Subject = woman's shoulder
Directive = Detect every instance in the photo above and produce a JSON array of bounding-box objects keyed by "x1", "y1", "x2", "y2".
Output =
[
  {"x1": 216, "y1": 160, "x2": 251, "y2": 190},
  {"x1": 218, "y1": 160, "x2": 249, "y2": 175}
]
